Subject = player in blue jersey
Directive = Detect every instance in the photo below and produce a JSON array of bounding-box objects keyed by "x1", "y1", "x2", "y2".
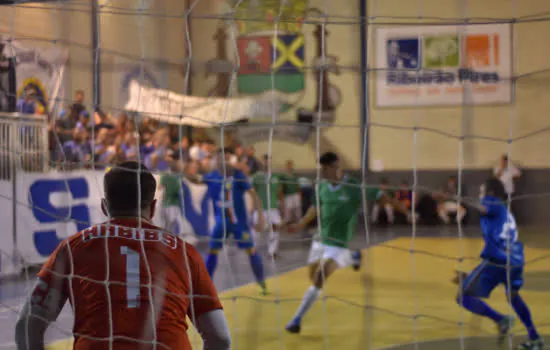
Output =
[
  {"x1": 456, "y1": 178, "x2": 543, "y2": 350},
  {"x1": 202, "y1": 148, "x2": 268, "y2": 294}
]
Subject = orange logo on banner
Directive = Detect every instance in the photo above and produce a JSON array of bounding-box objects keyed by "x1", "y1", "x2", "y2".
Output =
[{"x1": 464, "y1": 34, "x2": 500, "y2": 68}]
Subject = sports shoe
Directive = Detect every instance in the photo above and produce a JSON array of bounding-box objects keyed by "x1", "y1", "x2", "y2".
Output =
[
  {"x1": 519, "y1": 338, "x2": 544, "y2": 350},
  {"x1": 285, "y1": 318, "x2": 301, "y2": 334},
  {"x1": 352, "y1": 250, "x2": 362, "y2": 271},
  {"x1": 497, "y1": 315, "x2": 514, "y2": 346}
]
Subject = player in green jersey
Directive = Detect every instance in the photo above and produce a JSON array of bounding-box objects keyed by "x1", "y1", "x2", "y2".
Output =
[
  {"x1": 285, "y1": 152, "x2": 362, "y2": 334},
  {"x1": 159, "y1": 162, "x2": 197, "y2": 245},
  {"x1": 282, "y1": 160, "x2": 302, "y2": 224},
  {"x1": 251, "y1": 154, "x2": 284, "y2": 259}
]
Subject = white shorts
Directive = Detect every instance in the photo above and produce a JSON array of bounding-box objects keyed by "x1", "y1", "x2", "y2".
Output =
[
  {"x1": 162, "y1": 206, "x2": 183, "y2": 231},
  {"x1": 253, "y1": 209, "x2": 282, "y2": 231},
  {"x1": 284, "y1": 193, "x2": 301, "y2": 210},
  {"x1": 307, "y1": 241, "x2": 352, "y2": 268}
]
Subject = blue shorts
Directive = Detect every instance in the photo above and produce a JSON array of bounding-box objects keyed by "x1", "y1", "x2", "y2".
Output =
[
  {"x1": 209, "y1": 219, "x2": 254, "y2": 250},
  {"x1": 462, "y1": 260, "x2": 524, "y2": 298}
]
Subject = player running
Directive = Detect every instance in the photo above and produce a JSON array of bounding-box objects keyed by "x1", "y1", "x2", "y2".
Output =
[
  {"x1": 455, "y1": 178, "x2": 543, "y2": 350},
  {"x1": 159, "y1": 162, "x2": 197, "y2": 246},
  {"x1": 251, "y1": 154, "x2": 285, "y2": 259},
  {"x1": 15, "y1": 161, "x2": 230, "y2": 350},
  {"x1": 285, "y1": 152, "x2": 362, "y2": 334},
  {"x1": 203, "y1": 148, "x2": 268, "y2": 295}
]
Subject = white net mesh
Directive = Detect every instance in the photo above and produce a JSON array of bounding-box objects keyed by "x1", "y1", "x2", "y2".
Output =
[{"x1": 1, "y1": 0, "x2": 550, "y2": 349}]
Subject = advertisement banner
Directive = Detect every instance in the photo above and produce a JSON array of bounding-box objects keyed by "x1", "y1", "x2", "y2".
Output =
[
  {"x1": 375, "y1": 24, "x2": 512, "y2": 107},
  {"x1": 11, "y1": 171, "x2": 214, "y2": 267},
  {"x1": 3, "y1": 40, "x2": 68, "y2": 113},
  {"x1": 16, "y1": 171, "x2": 106, "y2": 265}
]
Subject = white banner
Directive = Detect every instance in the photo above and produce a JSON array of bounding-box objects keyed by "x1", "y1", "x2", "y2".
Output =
[
  {"x1": 375, "y1": 24, "x2": 512, "y2": 107},
  {"x1": 7, "y1": 170, "x2": 213, "y2": 269},
  {"x1": 3, "y1": 41, "x2": 68, "y2": 113},
  {"x1": 16, "y1": 171, "x2": 107, "y2": 265},
  {"x1": 125, "y1": 81, "x2": 282, "y2": 127}
]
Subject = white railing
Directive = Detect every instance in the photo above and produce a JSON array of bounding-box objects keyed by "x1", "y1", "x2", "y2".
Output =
[{"x1": 0, "y1": 112, "x2": 49, "y2": 180}]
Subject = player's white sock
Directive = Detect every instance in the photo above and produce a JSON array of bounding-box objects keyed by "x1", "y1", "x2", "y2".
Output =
[
  {"x1": 268, "y1": 231, "x2": 279, "y2": 256},
  {"x1": 384, "y1": 204, "x2": 394, "y2": 223},
  {"x1": 292, "y1": 286, "x2": 321, "y2": 321}
]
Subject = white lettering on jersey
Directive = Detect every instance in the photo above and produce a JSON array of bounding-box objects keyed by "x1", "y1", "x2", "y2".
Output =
[
  {"x1": 81, "y1": 225, "x2": 179, "y2": 249},
  {"x1": 499, "y1": 213, "x2": 518, "y2": 243}
]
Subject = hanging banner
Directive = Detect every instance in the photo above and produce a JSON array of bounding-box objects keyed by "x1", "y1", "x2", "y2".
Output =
[
  {"x1": 375, "y1": 24, "x2": 512, "y2": 107},
  {"x1": 3, "y1": 40, "x2": 67, "y2": 114},
  {"x1": 125, "y1": 81, "x2": 282, "y2": 127}
]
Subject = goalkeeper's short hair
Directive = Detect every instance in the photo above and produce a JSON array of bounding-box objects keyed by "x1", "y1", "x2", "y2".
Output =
[{"x1": 104, "y1": 161, "x2": 157, "y2": 212}]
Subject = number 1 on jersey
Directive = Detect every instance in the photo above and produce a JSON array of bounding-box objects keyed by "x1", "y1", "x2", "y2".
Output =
[{"x1": 121, "y1": 246, "x2": 140, "y2": 308}]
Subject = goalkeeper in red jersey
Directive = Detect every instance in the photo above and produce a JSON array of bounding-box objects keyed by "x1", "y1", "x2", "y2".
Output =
[{"x1": 15, "y1": 161, "x2": 231, "y2": 350}]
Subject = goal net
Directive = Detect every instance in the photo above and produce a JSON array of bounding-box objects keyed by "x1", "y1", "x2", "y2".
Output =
[{"x1": 1, "y1": 0, "x2": 550, "y2": 349}]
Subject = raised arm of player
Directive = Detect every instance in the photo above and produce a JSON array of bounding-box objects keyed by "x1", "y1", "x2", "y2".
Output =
[
  {"x1": 185, "y1": 244, "x2": 231, "y2": 350},
  {"x1": 290, "y1": 205, "x2": 317, "y2": 232},
  {"x1": 15, "y1": 243, "x2": 69, "y2": 350}
]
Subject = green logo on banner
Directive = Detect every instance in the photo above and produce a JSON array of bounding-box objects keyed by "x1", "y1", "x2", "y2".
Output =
[{"x1": 423, "y1": 35, "x2": 460, "y2": 68}]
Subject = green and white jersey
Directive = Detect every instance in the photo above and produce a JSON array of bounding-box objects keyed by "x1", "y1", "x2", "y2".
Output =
[
  {"x1": 314, "y1": 175, "x2": 362, "y2": 248},
  {"x1": 282, "y1": 173, "x2": 300, "y2": 195},
  {"x1": 252, "y1": 171, "x2": 283, "y2": 210},
  {"x1": 160, "y1": 173, "x2": 182, "y2": 208}
]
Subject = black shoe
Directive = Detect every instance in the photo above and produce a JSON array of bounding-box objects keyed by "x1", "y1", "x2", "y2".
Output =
[{"x1": 285, "y1": 320, "x2": 301, "y2": 334}]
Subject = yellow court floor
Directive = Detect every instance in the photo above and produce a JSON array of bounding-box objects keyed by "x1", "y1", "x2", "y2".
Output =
[{"x1": 47, "y1": 237, "x2": 550, "y2": 350}]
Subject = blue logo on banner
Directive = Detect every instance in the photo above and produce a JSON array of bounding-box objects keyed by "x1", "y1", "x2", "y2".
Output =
[
  {"x1": 387, "y1": 38, "x2": 420, "y2": 69},
  {"x1": 181, "y1": 181, "x2": 210, "y2": 237},
  {"x1": 29, "y1": 178, "x2": 91, "y2": 256}
]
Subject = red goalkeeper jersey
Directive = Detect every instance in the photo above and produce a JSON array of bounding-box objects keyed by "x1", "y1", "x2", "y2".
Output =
[{"x1": 37, "y1": 217, "x2": 222, "y2": 350}]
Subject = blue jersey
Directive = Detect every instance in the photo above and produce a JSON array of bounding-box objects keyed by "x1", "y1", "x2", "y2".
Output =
[
  {"x1": 480, "y1": 195, "x2": 524, "y2": 266},
  {"x1": 203, "y1": 169, "x2": 251, "y2": 226}
]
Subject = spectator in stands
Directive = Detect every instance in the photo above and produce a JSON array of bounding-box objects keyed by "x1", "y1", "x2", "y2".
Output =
[
  {"x1": 59, "y1": 128, "x2": 92, "y2": 168},
  {"x1": 94, "y1": 128, "x2": 117, "y2": 168},
  {"x1": 245, "y1": 145, "x2": 260, "y2": 175},
  {"x1": 437, "y1": 175, "x2": 467, "y2": 224},
  {"x1": 16, "y1": 87, "x2": 44, "y2": 115},
  {"x1": 145, "y1": 128, "x2": 174, "y2": 171},
  {"x1": 395, "y1": 180, "x2": 413, "y2": 211},
  {"x1": 122, "y1": 132, "x2": 139, "y2": 161},
  {"x1": 185, "y1": 160, "x2": 201, "y2": 181},
  {"x1": 71, "y1": 89, "x2": 86, "y2": 115},
  {"x1": 190, "y1": 140, "x2": 206, "y2": 161},
  {"x1": 200, "y1": 154, "x2": 213, "y2": 175},
  {"x1": 371, "y1": 178, "x2": 395, "y2": 224},
  {"x1": 114, "y1": 112, "x2": 129, "y2": 135},
  {"x1": 494, "y1": 154, "x2": 521, "y2": 199},
  {"x1": 93, "y1": 108, "x2": 114, "y2": 134},
  {"x1": 203, "y1": 139, "x2": 216, "y2": 158},
  {"x1": 140, "y1": 131, "x2": 155, "y2": 159},
  {"x1": 55, "y1": 107, "x2": 80, "y2": 145},
  {"x1": 173, "y1": 136, "x2": 191, "y2": 163},
  {"x1": 139, "y1": 116, "x2": 157, "y2": 135}
]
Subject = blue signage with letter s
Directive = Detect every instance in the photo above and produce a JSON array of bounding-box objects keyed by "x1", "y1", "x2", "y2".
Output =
[
  {"x1": 29, "y1": 178, "x2": 91, "y2": 256},
  {"x1": 180, "y1": 180, "x2": 210, "y2": 237}
]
